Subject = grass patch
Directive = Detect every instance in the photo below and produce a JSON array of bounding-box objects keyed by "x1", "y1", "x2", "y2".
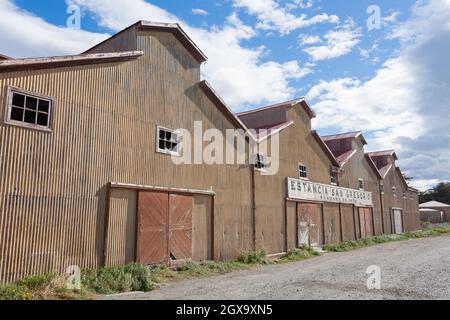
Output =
[
  {"x1": 149, "y1": 251, "x2": 269, "y2": 284},
  {"x1": 324, "y1": 225, "x2": 450, "y2": 252},
  {"x1": 81, "y1": 263, "x2": 155, "y2": 295},
  {"x1": 3, "y1": 226, "x2": 450, "y2": 300},
  {"x1": 0, "y1": 273, "x2": 91, "y2": 300},
  {"x1": 237, "y1": 250, "x2": 271, "y2": 265},
  {"x1": 280, "y1": 246, "x2": 321, "y2": 262}
]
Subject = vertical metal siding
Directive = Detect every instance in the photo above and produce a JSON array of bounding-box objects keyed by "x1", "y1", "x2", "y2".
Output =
[{"x1": 0, "y1": 30, "x2": 253, "y2": 282}]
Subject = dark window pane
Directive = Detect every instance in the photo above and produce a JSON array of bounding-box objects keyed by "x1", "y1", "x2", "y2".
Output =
[
  {"x1": 159, "y1": 129, "x2": 165, "y2": 140},
  {"x1": 26, "y1": 96, "x2": 38, "y2": 110},
  {"x1": 12, "y1": 93, "x2": 25, "y2": 107},
  {"x1": 24, "y1": 110, "x2": 37, "y2": 124},
  {"x1": 10, "y1": 107, "x2": 24, "y2": 121},
  {"x1": 159, "y1": 139, "x2": 165, "y2": 150},
  {"x1": 37, "y1": 113, "x2": 49, "y2": 126},
  {"x1": 166, "y1": 131, "x2": 172, "y2": 141},
  {"x1": 166, "y1": 141, "x2": 173, "y2": 151},
  {"x1": 38, "y1": 100, "x2": 49, "y2": 113}
]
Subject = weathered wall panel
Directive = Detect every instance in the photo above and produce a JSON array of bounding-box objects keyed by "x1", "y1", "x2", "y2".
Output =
[
  {"x1": 341, "y1": 204, "x2": 356, "y2": 241},
  {"x1": 192, "y1": 194, "x2": 213, "y2": 261},
  {"x1": 105, "y1": 188, "x2": 137, "y2": 266},
  {"x1": 323, "y1": 203, "x2": 341, "y2": 244},
  {"x1": 286, "y1": 201, "x2": 297, "y2": 251}
]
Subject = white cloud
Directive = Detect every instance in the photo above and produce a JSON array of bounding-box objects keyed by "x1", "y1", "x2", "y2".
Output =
[
  {"x1": 302, "y1": 18, "x2": 362, "y2": 61},
  {"x1": 308, "y1": 0, "x2": 450, "y2": 190},
  {"x1": 192, "y1": 8, "x2": 209, "y2": 16},
  {"x1": 0, "y1": 0, "x2": 108, "y2": 57},
  {"x1": 286, "y1": 0, "x2": 314, "y2": 10},
  {"x1": 232, "y1": 0, "x2": 339, "y2": 35},
  {"x1": 299, "y1": 34, "x2": 322, "y2": 45},
  {"x1": 0, "y1": 0, "x2": 312, "y2": 109}
]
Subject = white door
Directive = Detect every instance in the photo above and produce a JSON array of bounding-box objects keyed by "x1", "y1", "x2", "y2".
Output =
[{"x1": 393, "y1": 209, "x2": 403, "y2": 234}]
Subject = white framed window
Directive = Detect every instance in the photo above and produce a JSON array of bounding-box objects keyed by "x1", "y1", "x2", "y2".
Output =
[
  {"x1": 403, "y1": 192, "x2": 407, "y2": 200},
  {"x1": 358, "y1": 178, "x2": 365, "y2": 191},
  {"x1": 298, "y1": 164, "x2": 308, "y2": 180},
  {"x1": 254, "y1": 153, "x2": 267, "y2": 171},
  {"x1": 380, "y1": 184, "x2": 385, "y2": 194},
  {"x1": 392, "y1": 186, "x2": 397, "y2": 197},
  {"x1": 156, "y1": 126, "x2": 181, "y2": 156},
  {"x1": 5, "y1": 86, "x2": 54, "y2": 131},
  {"x1": 330, "y1": 169, "x2": 338, "y2": 186}
]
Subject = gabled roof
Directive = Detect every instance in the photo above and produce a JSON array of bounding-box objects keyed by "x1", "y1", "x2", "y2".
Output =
[
  {"x1": 253, "y1": 121, "x2": 294, "y2": 141},
  {"x1": 378, "y1": 164, "x2": 393, "y2": 178},
  {"x1": 0, "y1": 54, "x2": 12, "y2": 60},
  {"x1": 419, "y1": 200, "x2": 450, "y2": 208},
  {"x1": 365, "y1": 154, "x2": 384, "y2": 180},
  {"x1": 311, "y1": 131, "x2": 341, "y2": 167},
  {"x1": 367, "y1": 150, "x2": 398, "y2": 160},
  {"x1": 198, "y1": 80, "x2": 255, "y2": 140},
  {"x1": 0, "y1": 51, "x2": 143, "y2": 71},
  {"x1": 85, "y1": 21, "x2": 207, "y2": 64},
  {"x1": 395, "y1": 167, "x2": 410, "y2": 190},
  {"x1": 236, "y1": 98, "x2": 316, "y2": 120},
  {"x1": 367, "y1": 150, "x2": 399, "y2": 179},
  {"x1": 321, "y1": 131, "x2": 368, "y2": 145},
  {"x1": 321, "y1": 131, "x2": 367, "y2": 166}
]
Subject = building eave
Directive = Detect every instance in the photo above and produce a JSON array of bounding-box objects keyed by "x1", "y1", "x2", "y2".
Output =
[
  {"x1": 365, "y1": 154, "x2": 384, "y2": 180},
  {"x1": 311, "y1": 131, "x2": 341, "y2": 167},
  {"x1": 198, "y1": 80, "x2": 255, "y2": 141},
  {"x1": 0, "y1": 51, "x2": 143, "y2": 72}
]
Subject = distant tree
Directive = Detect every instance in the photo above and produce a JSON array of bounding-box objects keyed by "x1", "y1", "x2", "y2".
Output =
[
  {"x1": 419, "y1": 182, "x2": 450, "y2": 204},
  {"x1": 403, "y1": 174, "x2": 414, "y2": 181}
]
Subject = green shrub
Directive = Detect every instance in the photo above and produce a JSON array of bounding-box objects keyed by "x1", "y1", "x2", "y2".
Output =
[
  {"x1": 282, "y1": 246, "x2": 320, "y2": 261},
  {"x1": 82, "y1": 263, "x2": 154, "y2": 294},
  {"x1": 237, "y1": 250, "x2": 270, "y2": 265},
  {"x1": 0, "y1": 284, "x2": 32, "y2": 300},
  {"x1": 16, "y1": 273, "x2": 57, "y2": 291}
]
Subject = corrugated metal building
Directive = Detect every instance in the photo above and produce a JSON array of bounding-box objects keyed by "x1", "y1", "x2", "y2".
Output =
[{"x1": 0, "y1": 21, "x2": 420, "y2": 282}]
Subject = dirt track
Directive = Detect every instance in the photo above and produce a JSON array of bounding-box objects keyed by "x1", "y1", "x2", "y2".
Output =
[{"x1": 102, "y1": 235, "x2": 450, "y2": 300}]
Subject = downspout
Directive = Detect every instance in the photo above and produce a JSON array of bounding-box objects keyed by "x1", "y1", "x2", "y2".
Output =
[
  {"x1": 379, "y1": 181, "x2": 386, "y2": 234},
  {"x1": 102, "y1": 182, "x2": 112, "y2": 266},
  {"x1": 250, "y1": 162, "x2": 257, "y2": 251}
]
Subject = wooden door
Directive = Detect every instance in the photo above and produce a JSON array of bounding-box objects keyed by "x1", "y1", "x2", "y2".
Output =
[
  {"x1": 297, "y1": 203, "x2": 322, "y2": 247},
  {"x1": 169, "y1": 194, "x2": 193, "y2": 261},
  {"x1": 393, "y1": 209, "x2": 403, "y2": 234},
  {"x1": 359, "y1": 208, "x2": 373, "y2": 238},
  {"x1": 136, "y1": 191, "x2": 169, "y2": 264}
]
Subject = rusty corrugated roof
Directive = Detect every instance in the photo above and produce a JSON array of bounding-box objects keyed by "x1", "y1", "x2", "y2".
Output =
[
  {"x1": 367, "y1": 150, "x2": 398, "y2": 160},
  {"x1": 236, "y1": 98, "x2": 316, "y2": 119},
  {"x1": 321, "y1": 131, "x2": 367, "y2": 144}
]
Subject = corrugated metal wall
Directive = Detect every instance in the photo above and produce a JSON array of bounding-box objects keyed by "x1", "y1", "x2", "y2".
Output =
[{"x1": 0, "y1": 30, "x2": 253, "y2": 282}]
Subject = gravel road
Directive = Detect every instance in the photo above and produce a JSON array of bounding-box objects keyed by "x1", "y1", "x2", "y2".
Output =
[{"x1": 102, "y1": 235, "x2": 450, "y2": 300}]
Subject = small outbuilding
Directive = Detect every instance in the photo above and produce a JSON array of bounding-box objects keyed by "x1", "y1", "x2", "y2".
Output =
[{"x1": 419, "y1": 201, "x2": 450, "y2": 223}]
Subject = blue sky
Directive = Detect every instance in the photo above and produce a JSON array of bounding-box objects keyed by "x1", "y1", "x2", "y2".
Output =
[{"x1": 1, "y1": 0, "x2": 449, "y2": 190}]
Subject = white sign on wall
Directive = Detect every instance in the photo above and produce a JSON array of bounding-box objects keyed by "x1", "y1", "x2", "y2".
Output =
[{"x1": 287, "y1": 178, "x2": 373, "y2": 207}]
